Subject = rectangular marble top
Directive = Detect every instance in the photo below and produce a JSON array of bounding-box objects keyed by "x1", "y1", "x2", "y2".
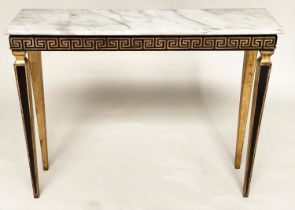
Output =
[{"x1": 5, "y1": 9, "x2": 283, "y2": 36}]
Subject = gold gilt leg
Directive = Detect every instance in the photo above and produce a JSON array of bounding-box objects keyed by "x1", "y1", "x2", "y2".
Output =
[
  {"x1": 28, "y1": 51, "x2": 49, "y2": 170},
  {"x1": 13, "y1": 51, "x2": 40, "y2": 198},
  {"x1": 235, "y1": 51, "x2": 257, "y2": 169},
  {"x1": 243, "y1": 50, "x2": 274, "y2": 197}
]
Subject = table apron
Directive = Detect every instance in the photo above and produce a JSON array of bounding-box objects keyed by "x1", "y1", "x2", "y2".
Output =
[{"x1": 9, "y1": 35, "x2": 277, "y2": 51}]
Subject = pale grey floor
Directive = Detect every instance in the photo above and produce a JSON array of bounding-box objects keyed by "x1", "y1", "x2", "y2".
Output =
[
  {"x1": 0, "y1": 1, "x2": 295, "y2": 209},
  {"x1": 0, "y1": 51, "x2": 294, "y2": 210}
]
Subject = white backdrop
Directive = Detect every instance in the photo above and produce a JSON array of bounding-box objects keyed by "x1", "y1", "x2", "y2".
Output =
[{"x1": 0, "y1": 0, "x2": 294, "y2": 210}]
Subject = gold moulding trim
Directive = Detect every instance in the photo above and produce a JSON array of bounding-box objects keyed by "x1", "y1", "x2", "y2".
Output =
[
  {"x1": 12, "y1": 51, "x2": 26, "y2": 65},
  {"x1": 259, "y1": 50, "x2": 274, "y2": 65},
  {"x1": 9, "y1": 35, "x2": 277, "y2": 51}
]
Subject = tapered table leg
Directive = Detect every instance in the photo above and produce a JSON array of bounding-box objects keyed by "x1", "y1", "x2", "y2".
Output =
[
  {"x1": 235, "y1": 51, "x2": 257, "y2": 169},
  {"x1": 28, "y1": 51, "x2": 49, "y2": 170},
  {"x1": 13, "y1": 51, "x2": 40, "y2": 198},
  {"x1": 243, "y1": 50, "x2": 274, "y2": 197}
]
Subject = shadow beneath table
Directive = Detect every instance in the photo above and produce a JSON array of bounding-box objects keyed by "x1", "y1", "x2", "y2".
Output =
[{"x1": 42, "y1": 63, "x2": 242, "y2": 193}]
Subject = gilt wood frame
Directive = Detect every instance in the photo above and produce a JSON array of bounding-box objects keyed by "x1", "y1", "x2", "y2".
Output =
[{"x1": 10, "y1": 32, "x2": 277, "y2": 198}]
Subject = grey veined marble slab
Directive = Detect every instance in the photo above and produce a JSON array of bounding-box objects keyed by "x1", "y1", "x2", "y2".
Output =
[{"x1": 5, "y1": 9, "x2": 283, "y2": 36}]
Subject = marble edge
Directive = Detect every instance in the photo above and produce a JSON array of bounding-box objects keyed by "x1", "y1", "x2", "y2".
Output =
[
  {"x1": 260, "y1": 8, "x2": 284, "y2": 33},
  {"x1": 4, "y1": 8, "x2": 284, "y2": 35},
  {"x1": 4, "y1": 8, "x2": 21, "y2": 35},
  {"x1": 4, "y1": 31, "x2": 284, "y2": 36}
]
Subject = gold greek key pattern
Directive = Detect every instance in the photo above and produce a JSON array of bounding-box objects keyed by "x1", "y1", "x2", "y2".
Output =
[{"x1": 10, "y1": 35, "x2": 277, "y2": 51}]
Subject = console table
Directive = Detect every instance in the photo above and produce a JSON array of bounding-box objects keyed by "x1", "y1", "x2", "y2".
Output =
[{"x1": 5, "y1": 9, "x2": 283, "y2": 198}]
